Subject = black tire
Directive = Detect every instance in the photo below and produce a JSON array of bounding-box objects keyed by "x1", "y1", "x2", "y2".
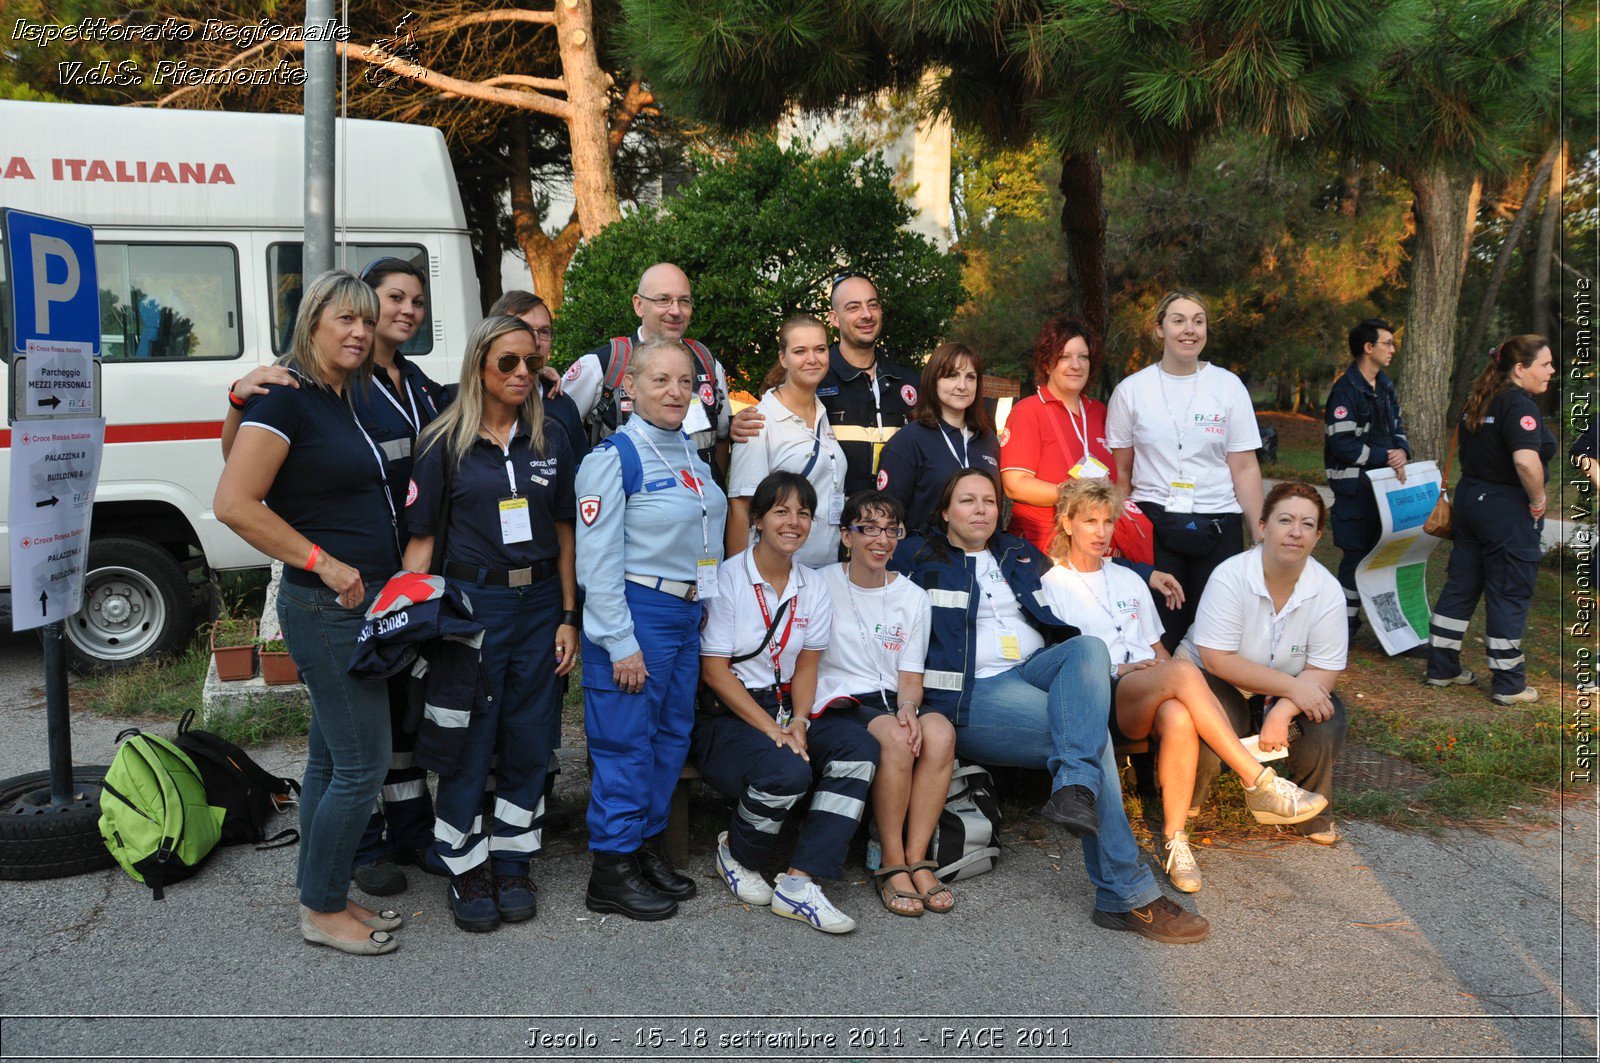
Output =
[
  {"x1": 63, "y1": 536, "x2": 195, "y2": 675},
  {"x1": 0, "y1": 766, "x2": 115, "y2": 880}
]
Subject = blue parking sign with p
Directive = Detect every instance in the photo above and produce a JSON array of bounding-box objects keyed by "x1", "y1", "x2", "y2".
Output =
[{"x1": 4, "y1": 208, "x2": 100, "y2": 355}]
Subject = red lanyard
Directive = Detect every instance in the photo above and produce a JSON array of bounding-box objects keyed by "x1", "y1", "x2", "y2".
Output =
[{"x1": 752, "y1": 582, "x2": 798, "y2": 679}]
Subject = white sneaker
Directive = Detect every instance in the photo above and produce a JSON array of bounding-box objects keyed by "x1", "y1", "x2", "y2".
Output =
[
  {"x1": 771, "y1": 878, "x2": 856, "y2": 934},
  {"x1": 715, "y1": 831, "x2": 773, "y2": 906},
  {"x1": 1162, "y1": 831, "x2": 1202, "y2": 893},
  {"x1": 1243, "y1": 766, "x2": 1329, "y2": 826},
  {"x1": 1492, "y1": 686, "x2": 1539, "y2": 706}
]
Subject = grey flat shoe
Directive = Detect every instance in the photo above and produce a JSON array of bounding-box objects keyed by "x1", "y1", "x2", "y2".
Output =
[
  {"x1": 299, "y1": 910, "x2": 399, "y2": 955},
  {"x1": 358, "y1": 909, "x2": 403, "y2": 932}
]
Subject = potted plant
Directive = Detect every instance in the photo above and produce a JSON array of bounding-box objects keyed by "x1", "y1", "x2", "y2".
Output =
[
  {"x1": 209, "y1": 616, "x2": 257, "y2": 681},
  {"x1": 258, "y1": 637, "x2": 300, "y2": 686}
]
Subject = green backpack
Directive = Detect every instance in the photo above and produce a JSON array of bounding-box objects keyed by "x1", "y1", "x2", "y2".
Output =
[{"x1": 98, "y1": 729, "x2": 225, "y2": 899}]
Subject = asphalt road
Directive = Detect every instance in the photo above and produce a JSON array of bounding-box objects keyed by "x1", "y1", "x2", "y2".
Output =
[{"x1": 0, "y1": 624, "x2": 1595, "y2": 1063}]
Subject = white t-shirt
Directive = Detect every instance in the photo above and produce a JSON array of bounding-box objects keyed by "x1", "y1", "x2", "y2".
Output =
[
  {"x1": 814, "y1": 564, "x2": 931, "y2": 713},
  {"x1": 1040, "y1": 560, "x2": 1163, "y2": 668},
  {"x1": 1178, "y1": 546, "x2": 1348, "y2": 693},
  {"x1": 1105, "y1": 363, "x2": 1262, "y2": 513},
  {"x1": 701, "y1": 549, "x2": 832, "y2": 692},
  {"x1": 728, "y1": 389, "x2": 847, "y2": 569},
  {"x1": 971, "y1": 551, "x2": 1046, "y2": 679}
]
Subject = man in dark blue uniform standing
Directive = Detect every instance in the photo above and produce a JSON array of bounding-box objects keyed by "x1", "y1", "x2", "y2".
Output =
[{"x1": 1323, "y1": 318, "x2": 1417, "y2": 653}]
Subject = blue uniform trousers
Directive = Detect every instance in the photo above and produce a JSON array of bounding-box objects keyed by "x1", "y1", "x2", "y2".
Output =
[
  {"x1": 582, "y1": 583, "x2": 701, "y2": 853},
  {"x1": 691, "y1": 693, "x2": 878, "y2": 880},
  {"x1": 1427, "y1": 479, "x2": 1543, "y2": 696},
  {"x1": 430, "y1": 576, "x2": 562, "y2": 877},
  {"x1": 353, "y1": 672, "x2": 435, "y2": 868},
  {"x1": 1329, "y1": 494, "x2": 1382, "y2": 630}
]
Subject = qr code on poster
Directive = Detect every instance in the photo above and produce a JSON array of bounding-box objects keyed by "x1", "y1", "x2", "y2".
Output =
[{"x1": 1370, "y1": 590, "x2": 1410, "y2": 632}]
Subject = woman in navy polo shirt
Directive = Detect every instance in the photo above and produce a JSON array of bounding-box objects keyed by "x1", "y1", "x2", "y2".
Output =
[
  {"x1": 215, "y1": 270, "x2": 403, "y2": 956},
  {"x1": 876, "y1": 342, "x2": 1000, "y2": 535},
  {"x1": 402, "y1": 315, "x2": 578, "y2": 934}
]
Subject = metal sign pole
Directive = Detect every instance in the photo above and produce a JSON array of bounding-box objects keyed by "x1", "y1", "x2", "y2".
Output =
[{"x1": 42, "y1": 621, "x2": 71, "y2": 803}]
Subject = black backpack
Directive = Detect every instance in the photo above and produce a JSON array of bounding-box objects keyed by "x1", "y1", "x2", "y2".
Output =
[{"x1": 174, "y1": 710, "x2": 300, "y2": 848}]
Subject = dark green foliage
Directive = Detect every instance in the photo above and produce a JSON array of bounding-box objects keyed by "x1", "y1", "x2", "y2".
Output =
[{"x1": 557, "y1": 140, "x2": 964, "y2": 390}]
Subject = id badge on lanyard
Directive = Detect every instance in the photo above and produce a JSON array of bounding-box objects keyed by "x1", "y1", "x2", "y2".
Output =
[
  {"x1": 495, "y1": 439, "x2": 533, "y2": 544},
  {"x1": 639, "y1": 428, "x2": 719, "y2": 597},
  {"x1": 696, "y1": 558, "x2": 719, "y2": 599},
  {"x1": 1167, "y1": 479, "x2": 1197, "y2": 513},
  {"x1": 996, "y1": 628, "x2": 1022, "y2": 660}
]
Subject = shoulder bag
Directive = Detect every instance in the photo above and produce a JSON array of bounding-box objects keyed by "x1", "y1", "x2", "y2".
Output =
[{"x1": 1423, "y1": 425, "x2": 1457, "y2": 540}]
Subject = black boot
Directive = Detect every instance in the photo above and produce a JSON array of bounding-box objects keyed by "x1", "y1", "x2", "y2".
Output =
[
  {"x1": 585, "y1": 851, "x2": 678, "y2": 921},
  {"x1": 637, "y1": 834, "x2": 698, "y2": 900}
]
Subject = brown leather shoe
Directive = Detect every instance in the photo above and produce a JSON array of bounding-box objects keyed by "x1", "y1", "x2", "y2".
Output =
[{"x1": 1092, "y1": 896, "x2": 1209, "y2": 944}]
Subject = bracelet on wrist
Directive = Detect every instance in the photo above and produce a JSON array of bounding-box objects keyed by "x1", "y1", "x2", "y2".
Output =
[
  {"x1": 304, "y1": 544, "x2": 321, "y2": 571},
  {"x1": 559, "y1": 609, "x2": 580, "y2": 627},
  {"x1": 227, "y1": 381, "x2": 246, "y2": 410},
  {"x1": 899, "y1": 702, "x2": 919, "y2": 716}
]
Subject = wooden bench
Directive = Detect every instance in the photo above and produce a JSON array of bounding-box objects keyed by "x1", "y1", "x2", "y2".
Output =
[{"x1": 662, "y1": 740, "x2": 1155, "y2": 869}]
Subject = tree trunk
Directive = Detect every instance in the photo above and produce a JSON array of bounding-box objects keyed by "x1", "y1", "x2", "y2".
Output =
[
  {"x1": 508, "y1": 121, "x2": 584, "y2": 307},
  {"x1": 1532, "y1": 140, "x2": 1567, "y2": 339},
  {"x1": 1447, "y1": 145, "x2": 1557, "y2": 428},
  {"x1": 1397, "y1": 160, "x2": 1482, "y2": 461},
  {"x1": 556, "y1": 0, "x2": 623, "y2": 235},
  {"x1": 1059, "y1": 149, "x2": 1109, "y2": 343}
]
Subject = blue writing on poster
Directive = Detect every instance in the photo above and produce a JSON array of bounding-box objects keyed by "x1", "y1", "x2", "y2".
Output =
[{"x1": 1387, "y1": 482, "x2": 1438, "y2": 532}]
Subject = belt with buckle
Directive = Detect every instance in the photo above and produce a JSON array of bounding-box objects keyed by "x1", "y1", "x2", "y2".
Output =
[
  {"x1": 624, "y1": 573, "x2": 698, "y2": 601},
  {"x1": 444, "y1": 559, "x2": 556, "y2": 587}
]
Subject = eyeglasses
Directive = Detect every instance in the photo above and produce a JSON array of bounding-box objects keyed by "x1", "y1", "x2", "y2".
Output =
[
  {"x1": 849, "y1": 524, "x2": 905, "y2": 540},
  {"x1": 637, "y1": 293, "x2": 694, "y2": 311},
  {"x1": 527, "y1": 327, "x2": 554, "y2": 342},
  {"x1": 494, "y1": 353, "x2": 546, "y2": 374}
]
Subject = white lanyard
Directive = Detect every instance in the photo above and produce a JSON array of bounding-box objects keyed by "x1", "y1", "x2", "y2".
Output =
[
  {"x1": 346, "y1": 397, "x2": 400, "y2": 554},
  {"x1": 842, "y1": 564, "x2": 892, "y2": 692},
  {"x1": 375, "y1": 371, "x2": 422, "y2": 436},
  {"x1": 814, "y1": 415, "x2": 842, "y2": 499},
  {"x1": 1061, "y1": 399, "x2": 1090, "y2": 461},
  {"x1": 974, "y1": 554, "x2": 1007, "y2": 624},
  {"x1": 939, "y1": 423, "x2": 970, "y2": 467},
  {"x1": 1066, "y1": 559, "x2": 1131, "y2": 663},
  {"x1": 1268, "y1": 607, "x2": 1290, "y2": 667},
  {"x1": 487, "y1": 432, "x2": 519, "y2": 497},
  {"x1": 1157, "y1": 366, "x2": 1203, "y2": 476},
  {"x1": 638, "y1": 426, "x2": 711, "y2": 552}
]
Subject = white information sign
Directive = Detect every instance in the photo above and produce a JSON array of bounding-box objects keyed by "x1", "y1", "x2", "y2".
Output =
[
  {"x1": 17, "y1": 338, "x2": 99, "y2": 418},
  {"x1": 8, "y1": 417, "x2": 104, "y2": 631},
  {"x1": 1354, "y1": 460, "x2": 1447, "y2": 656}
]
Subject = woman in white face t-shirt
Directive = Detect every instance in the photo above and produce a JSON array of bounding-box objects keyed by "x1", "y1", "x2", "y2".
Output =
[
  {"x1": 1105, "y1": 291, "x2": 1265, "y2": 647},
  {"x1": 1040, "y1": 479, "x2": 1328, "y2": 895},
  {"x1": 816, "y1": 492, "x2": 954, "y2": 917},
  {"x1": 1179, "y1": 482, "x2": 1351, "y2": 846}
]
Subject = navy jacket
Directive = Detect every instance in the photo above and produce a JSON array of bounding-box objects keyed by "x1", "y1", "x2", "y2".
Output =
[
  {"x1": 890, "y1": 531, "x2": 1080, "y2": 725},
  {"x1": 348, "y1": 572, "x2": 484, "y2": 776},
  {"x1": 1323, "y1": 365, "x2": 1410, "y2": 502}
]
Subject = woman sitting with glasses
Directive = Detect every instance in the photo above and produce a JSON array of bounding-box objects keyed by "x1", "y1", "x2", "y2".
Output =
[{"x1": 815, "y1": 492, "x2": 952, "y2": 917}]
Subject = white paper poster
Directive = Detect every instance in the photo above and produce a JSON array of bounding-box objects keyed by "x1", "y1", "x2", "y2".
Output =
[{"x1": 1355, "y1": 460, "x2": 1446, "y2": 656}]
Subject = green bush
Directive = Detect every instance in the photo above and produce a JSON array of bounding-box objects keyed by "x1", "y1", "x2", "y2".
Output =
[{"x1": 557, "y1": 139, "x2": 966, "y2": 391}]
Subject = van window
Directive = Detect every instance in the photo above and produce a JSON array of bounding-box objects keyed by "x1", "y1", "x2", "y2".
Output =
[
  {"x1": 268, "y1": 244, "x2": 433, "y2": 356},
  {"x1": 0, "y1": 240, "x2": 242, "y2": 362},
  {"x1": 97, "y1": 244, "x2": 243, "y2": 361}
]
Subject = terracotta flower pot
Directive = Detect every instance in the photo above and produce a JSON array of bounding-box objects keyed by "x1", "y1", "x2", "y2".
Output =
[
  {"x1": 210, "y1": 620, "x2": 258, "y2": 682},
  {"x1": 259, "y1": 650, "x2": 301, "y2": 687}
]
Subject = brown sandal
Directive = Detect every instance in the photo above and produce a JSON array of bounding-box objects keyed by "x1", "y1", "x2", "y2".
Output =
[
  {"x1": 873, "y1": 864, "x2": 924, "y2": 917},
  {"x1": 909, "y1": 860, "x2": 954, "y2": 914}
]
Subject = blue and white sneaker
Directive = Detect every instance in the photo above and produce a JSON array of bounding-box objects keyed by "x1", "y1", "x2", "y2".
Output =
[
  {"x1": 771, "y1": 878, "x2": 856, "y2": 934},
  {"x1": 716, "y1": 831, "x2": 773, "y2": 906}
]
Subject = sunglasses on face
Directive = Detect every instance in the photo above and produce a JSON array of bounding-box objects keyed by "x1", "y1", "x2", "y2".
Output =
[{"x1": 493, "y1": 353, "x2": 546, "y2": 375}]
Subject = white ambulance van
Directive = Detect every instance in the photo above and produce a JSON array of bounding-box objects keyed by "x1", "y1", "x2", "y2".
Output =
[{"x1": 0, "y1": 100, "x2": 479, "y2": 670}]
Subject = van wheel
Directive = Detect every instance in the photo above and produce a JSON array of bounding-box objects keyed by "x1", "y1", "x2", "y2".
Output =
[
  {"x1": 63, "y1": 537, "x2": 194, "y2": 674},
  {"x1": 0, "y1": 767, "x2": 115, "y2": 880}
]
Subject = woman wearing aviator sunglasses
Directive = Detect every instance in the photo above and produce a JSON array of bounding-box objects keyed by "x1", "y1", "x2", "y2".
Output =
[
  {"x1": 815, "y1": 492, "x2": 954, "y2": 917},
  {"x1": 402, "y1": 315, "x2": 579, "y2": 933}
]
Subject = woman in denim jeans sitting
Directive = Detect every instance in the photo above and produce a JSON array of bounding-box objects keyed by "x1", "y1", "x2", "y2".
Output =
[
  {"x1": 215, "y1": 270, "x2": 403, "y2": 956},
  {"x1": 892, "y1": 469, "x2": 1208, "y2": 944}
]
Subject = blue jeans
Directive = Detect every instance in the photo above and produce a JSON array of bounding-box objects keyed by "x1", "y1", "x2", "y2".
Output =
[
  {"x1": 962, "y1": 636, "x2": 1160, "y2": 913},
  {"x1": 278, "y1": 580, "x2": 391, "y2": 912}
]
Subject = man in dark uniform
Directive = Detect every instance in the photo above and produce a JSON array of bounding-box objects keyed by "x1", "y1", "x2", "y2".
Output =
[
  {"x1": 1323, "y1": 318, "x2": 1416, "y2": 652},
  {"x1": 733, "y1": 273, "x2": 918, "y2": 493}
]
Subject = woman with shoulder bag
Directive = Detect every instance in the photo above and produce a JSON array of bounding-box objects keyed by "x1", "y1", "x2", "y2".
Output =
[
  {"x1": 576, "y1": 338, "x2": 728, "y2": 922},
  {"x1": 214, "y1": 270, "x2": 403, "y2": 955},
  {"x1": 1107, "y1": 293, "x2": 1264, "y2": 647},
  {"x1": 694, "y1": 472, "x2": 879, "y2": 934},
  {"x1": 402, "y1": 315, "x2": 578, "y2": 933},
  {"x1": 1425, "y1": 336, "x2": 1557, "y2": 705}
]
